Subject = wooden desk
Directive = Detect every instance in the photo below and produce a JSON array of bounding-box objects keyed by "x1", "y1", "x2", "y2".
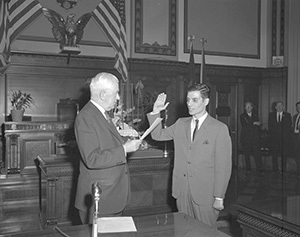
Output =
[
  {"x1": 4, "y1": 121, "x2": 75, "y2": 175},
  {"x1": 236, "y1": 197, "x2": 300, "y2": 237},
  {"x1": 36, "y1": 152, "x2": 176, "y2": 228},
  {"x1": 2, "y1": 212, "x2": 230, "y2": 237}
]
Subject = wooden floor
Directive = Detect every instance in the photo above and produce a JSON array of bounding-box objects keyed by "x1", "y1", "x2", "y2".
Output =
[{"x1": 1, "y1": 155, "x2": 300, "y2": 236}]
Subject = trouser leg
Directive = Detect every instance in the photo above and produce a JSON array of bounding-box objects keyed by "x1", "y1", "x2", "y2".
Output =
[
  {"x1": 281, "y1": 156, "x2": 287, "y2": 173},
  {"x1": 272, "y1": 153, "x2": 279, "y2": 171},
  {"x1": 176, "y1": 183, "x2": 218, "y2": 228},
  {"x1": 244, "y1": 152, "x2": 251, "y2": 171},
  {"x1": 253, "y1": 145, "x2": 262, "y2": 171},
  {"x1": 78, "y1": 209, "x2": 92, "y2": 224}
]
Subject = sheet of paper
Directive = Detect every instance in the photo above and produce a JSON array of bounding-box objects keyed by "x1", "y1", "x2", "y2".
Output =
[
  {"x1": 140, "y1": 117, "x2": 163, "y2": 140},
  {"x1": 97, "y1": 216, "x2": 137, "y2": 233}
]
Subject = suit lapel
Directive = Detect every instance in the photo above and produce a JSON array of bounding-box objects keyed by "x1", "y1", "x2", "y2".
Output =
[
  {"x1": 89, "y1": 102, "x2": 124, "y2": 144},
  {"x1": 186, "y1": 117, "x2": 193, "y2": 142},
  {"x1": 194, "y1": 115, "x2": 210, "y2": 142}
]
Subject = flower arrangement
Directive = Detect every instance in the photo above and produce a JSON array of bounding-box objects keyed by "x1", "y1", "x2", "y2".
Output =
[
  {"x1": 10, "y1": 90, "x2": 34, "y2": 110},
  {"x1": 112, "y1": 102, "x2": 141, "y2": 138},
  {"x1": 112, "y1": 103, "x2": 153, "y2": 150}
]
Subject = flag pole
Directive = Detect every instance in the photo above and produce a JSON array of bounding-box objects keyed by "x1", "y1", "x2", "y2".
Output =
[
  {"x1": 187, "y1": 35, "x2": 195, "y2": 87},
  {"x1": 200, "y1": 38, "x2": 207, "y2": 84}
]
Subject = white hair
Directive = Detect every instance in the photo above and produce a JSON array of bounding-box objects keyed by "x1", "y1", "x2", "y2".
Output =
[{"x1": 90, "y1": 72, "x2": 119, "y2": 99}]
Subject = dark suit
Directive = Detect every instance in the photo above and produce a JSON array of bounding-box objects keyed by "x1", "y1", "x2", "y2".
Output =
[
  {"x1": 240, "y1": 112, "x2": 262, "y2": 171},
  {"x1": 292, "y1": 113, "x2": 300, "y2": 174},
  {"x1": 268, "y1": 111, "x2": 292, "y2": 171},
  {"x1": 147, "y1": 113, "x2": 232, "y2": 227},
  {"x1": 74, "y1": 101, "x2": 129, "y2": 223}
]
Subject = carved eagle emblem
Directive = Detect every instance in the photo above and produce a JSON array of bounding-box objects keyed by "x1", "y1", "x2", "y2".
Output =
[{"x1": 42, "y1": 8, "x2": 92, "y2": 48}]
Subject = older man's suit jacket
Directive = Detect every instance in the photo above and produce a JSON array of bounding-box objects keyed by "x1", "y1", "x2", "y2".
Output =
[
  {"x1": 74, "y1": 101, "x2": 129, "y2": 214},
  {"x1": 147, "y1": 113, "x2": 232, "y2": 206}
]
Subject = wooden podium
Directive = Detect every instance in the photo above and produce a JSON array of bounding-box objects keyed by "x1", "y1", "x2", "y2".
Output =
[
  {"x1": 37, "y1": 154, "x2": 80, "y2": 228},
  {"x1": 36, "y1": 151, "x2": 176, "y2": 228}
]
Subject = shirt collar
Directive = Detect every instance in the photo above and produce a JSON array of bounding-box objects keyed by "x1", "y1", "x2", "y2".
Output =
[
  {"x1": 90, "y1": 100, "x2": 106, "y2": 117},
  {"x1": 193, "y1": 112, "x2": 208, "y2": 127}
]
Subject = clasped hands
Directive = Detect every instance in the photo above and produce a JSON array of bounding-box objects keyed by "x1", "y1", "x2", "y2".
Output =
[{"x1": 123, "y1": 139, "x2": 142, "y2": 153}]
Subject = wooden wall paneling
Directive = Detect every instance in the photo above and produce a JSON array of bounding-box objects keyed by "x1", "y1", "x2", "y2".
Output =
[
  {"x1": 208, "y1": 65, "x2": 263, "y2": 167},
  {"x1": 0, "y1": 74, "x2": 6, "y2": 127},
  {"x1": 1, "y1": 53, "x2": 289, "y2": 169},
  {"x1": 0, "y1": 175, "x2": 45, "y2": 233},
  {"x1": 260, "y1": 78, "x2": 271, "y2": 130},
  {"x1": 260, "y1": 67, "x2": 287, "y2": 129},
  {"x1": 4, "y1": 53, "x2": 118, "y2": 122},
  {"x1": 237, "y1": 79, "x2": 245, "y2": 156},
  {"x1": 129, "y1": 59, "x2": 189, "y2": 126}
]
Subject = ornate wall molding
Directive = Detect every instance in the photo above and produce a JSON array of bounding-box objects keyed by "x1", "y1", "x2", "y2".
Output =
[{"x1": 135, "y1": 0, "x2": 176, "y2": 56}]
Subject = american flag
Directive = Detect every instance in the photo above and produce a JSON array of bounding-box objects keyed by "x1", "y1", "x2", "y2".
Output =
[
  {"x1": 0, "y1": 0, "x2": 42, "y2": 74},
  {"x1": 93, "y1": 0, "x2": 128, "y2": 82}
]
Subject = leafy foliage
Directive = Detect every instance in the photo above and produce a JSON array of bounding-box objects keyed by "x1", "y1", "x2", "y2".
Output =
[{"x1": 10, "y1": 90, "x2": 34, "y2": 110}]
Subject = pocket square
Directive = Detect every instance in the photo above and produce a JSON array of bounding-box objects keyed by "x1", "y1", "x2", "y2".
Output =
[{"x1": 203, "y1": 140, "x2": 209, "y2": 144}]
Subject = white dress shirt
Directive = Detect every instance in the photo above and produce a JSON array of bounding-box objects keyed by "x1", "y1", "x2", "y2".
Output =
[{"x1": 190, "y1": 112, "x2": 208, "y2": 141}]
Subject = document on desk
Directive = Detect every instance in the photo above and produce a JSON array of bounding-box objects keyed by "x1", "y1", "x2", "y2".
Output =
[
  {"x1": 97, "y1": 216, "x2": 137, "y2": 233},
  {"x1": 140, "y1": 117, "x2": 163, "y2": 140}
]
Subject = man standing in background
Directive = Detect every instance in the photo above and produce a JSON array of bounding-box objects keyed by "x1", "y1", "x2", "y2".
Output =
[
  {"x1": 268, "y1": 101, "x2": 292, "y2": 172},
  {"x1": 240, "y1": 101, "x2": 263, "y2": 173},
  {"x1": 292, "y1": 101, "x2": 300, "y2": 177}
]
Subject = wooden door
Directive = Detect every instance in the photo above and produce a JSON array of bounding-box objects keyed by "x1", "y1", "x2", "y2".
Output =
[{"x1": 208, "y1": 84, "x2": 238, "y2": 166}]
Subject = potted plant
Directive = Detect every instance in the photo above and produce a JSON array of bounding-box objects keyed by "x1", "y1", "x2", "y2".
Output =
[{"x1": 10, "y1": 90, "x2": 34, "y2": 122}]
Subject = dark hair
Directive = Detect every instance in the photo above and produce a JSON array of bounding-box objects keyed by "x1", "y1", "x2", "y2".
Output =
[
  {"x1": 296, "y1": 101, "x2": 300, "y2": 106},
  {"x1": 276, "y1": 100, "x2": 284, "y2": 106},
  {"x1": 187, "y1": 83, "x2": 210, "y2": 99}
]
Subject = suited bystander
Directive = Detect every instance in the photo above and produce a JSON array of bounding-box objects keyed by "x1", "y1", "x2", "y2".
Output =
[
  {"x1": 240, "y1": 101, "x2": 263, "y2": 173},
  {"x1": 74, "y1": 72, "x2": 141, "y2": 224},
  {"x1": 147, "y1": 84, "x2": 232, "y2": 228},
  {"x1": 292, "y1": 101, "x2": 300, "y2": 176},
  {"x1": 268, "y1": 101, "x2": 292, "y2": 172}
]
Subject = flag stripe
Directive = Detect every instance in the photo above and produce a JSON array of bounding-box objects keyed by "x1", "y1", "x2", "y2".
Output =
[
  {"x1": 93, "y1": 0, "x2": 128, "y2": 82},
  {"x1": 98, "y1": 0, "x2": 127, "y2": 57},
  {"x1": 9, "y1": 0, "x2": 42, "y2": 43},
  {"x1": 93, "y1": 4, "x2": 128, "y2": 79},
  {"x1": 0, "y1": 0, "x2": 10, "y2": 71},
  {"x1": 0, "y1": 0, "x2": 42, "y2": 73}
]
